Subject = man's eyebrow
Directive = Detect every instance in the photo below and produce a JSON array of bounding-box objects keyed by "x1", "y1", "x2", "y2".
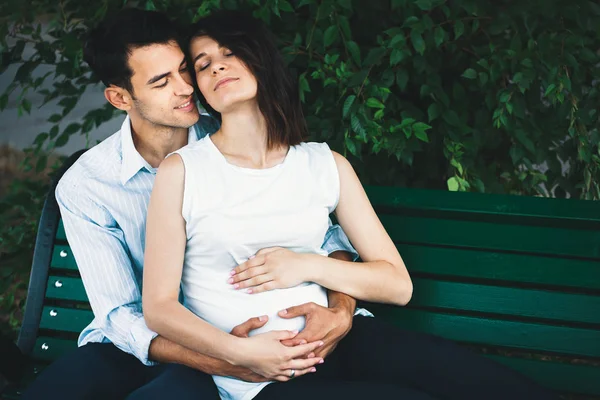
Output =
[{"x1": 147, "y1": 72, "x2": 170, "y2": 85}]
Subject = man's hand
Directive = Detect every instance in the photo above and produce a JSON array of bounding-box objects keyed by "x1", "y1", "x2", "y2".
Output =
[
  {"x1": 229, "y1": 247, "x2": 311, "y2": 294},
  {"x1": 278, "y1": 301, "x2": 353, "y2": 359}
]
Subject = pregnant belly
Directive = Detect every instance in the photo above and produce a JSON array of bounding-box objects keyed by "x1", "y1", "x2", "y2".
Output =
[{"x1": 183, "y1": 282, "x2": 328, "y2": 335}]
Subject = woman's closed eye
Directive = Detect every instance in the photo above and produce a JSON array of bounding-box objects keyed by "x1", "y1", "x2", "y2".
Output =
[{"x1": 197, "y1": 52, "x2": 234, "y2": 72}]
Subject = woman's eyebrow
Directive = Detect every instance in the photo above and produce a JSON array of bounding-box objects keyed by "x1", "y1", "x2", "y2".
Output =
[{"x1": 193, "y1": 52, "x2": 207, "y2": 65}]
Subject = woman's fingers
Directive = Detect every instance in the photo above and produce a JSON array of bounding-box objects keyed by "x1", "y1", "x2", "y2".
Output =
[
  {"x1": 286, "y1": 340, "x2": 324, "y2": 359},
  {"x1": 234, "y1": 274, "x2": 273, "y2": 291},
  {"x1": 232, "y1": 255, "x2": 266, "y2": 275},
  {"x1": 230, "y1": 265, "x2": 266, "y2": 284},
  {"x1": 285, "y1": 356, "x2": 323, "y2": 371},
  {"x1": 273, "y1": 366, "x2": 317, "y2": 382},
  {"x1": 245, "y1": 280, "x2": 277, "y2": 294}
]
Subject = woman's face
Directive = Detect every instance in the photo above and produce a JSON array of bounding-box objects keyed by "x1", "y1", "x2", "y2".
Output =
[{"x1": 190, "y1": 36, "x2": 258, "y2": 114}]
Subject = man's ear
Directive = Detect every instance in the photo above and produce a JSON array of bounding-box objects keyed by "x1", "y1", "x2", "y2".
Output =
[{"x1": 105, "y1": 85, "x2": 133, "y2": 111}]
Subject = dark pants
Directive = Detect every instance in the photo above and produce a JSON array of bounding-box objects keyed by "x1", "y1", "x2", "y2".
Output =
[
  {"x1": 22, "y1": 343, "x2": 220, "y2": 400},
  {"x1": 257, "y1": 316, "x2": 560, "y2": 400}
]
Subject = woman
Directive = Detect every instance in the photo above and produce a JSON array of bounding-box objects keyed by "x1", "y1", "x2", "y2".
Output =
[{"x1": 143, "y1": 11, "x2": 558, "y2": 400}]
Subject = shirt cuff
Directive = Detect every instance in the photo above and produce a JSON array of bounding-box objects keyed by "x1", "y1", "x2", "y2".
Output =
[
  {"x1": 129, "y1": 321, "x2": 159, "y2": 366},
  {"x1": 323, "y1": 225, "x2": 359, "y2": 261}
]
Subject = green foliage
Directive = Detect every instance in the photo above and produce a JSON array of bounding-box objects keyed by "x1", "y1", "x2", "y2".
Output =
[{"x1": 1, "y1": 0, "x2": 600, "y2": 333}]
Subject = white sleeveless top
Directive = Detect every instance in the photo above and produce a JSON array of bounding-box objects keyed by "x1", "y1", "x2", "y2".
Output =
[{"x1": 171, "y1": 135, "x2": 340, "y2": 400}]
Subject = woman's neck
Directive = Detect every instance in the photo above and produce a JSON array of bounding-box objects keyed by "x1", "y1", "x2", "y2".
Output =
[{"x1": 213, "y1": 103, "x2": 288, "y2": 169}]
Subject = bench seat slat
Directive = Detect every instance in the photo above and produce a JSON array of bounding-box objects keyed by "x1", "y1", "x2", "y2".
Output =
[
  {"x1": 410, "y1": 278, "x2": 600, "y2": 324},
  {"x1": 32, "y1": 337, "x2": 78, "y2": 362},
  {"x1": 39, "y1": 307, "x2": 93, "y2": 334},
  {"x1": 45, "y1": 276, "x2": 87, "y2": 302},
  {"x1": 368, "y1": 306, "x2": 600, "y2": 357},
  {"x1": 399, "y1": 244, "x2": 600, "y2": 290},
  {"x1": 55, "y1": 220, "x2": 66, "y2": 241},
  {"x1": 381, "y1": 215, "x2": 600, "y2": 259},
  {"x1": 50, "y1": 245, "x2": 77, "y2": 270},
  {"x1": 487, "y1": 355, "x2": 600, "y2": 396}
]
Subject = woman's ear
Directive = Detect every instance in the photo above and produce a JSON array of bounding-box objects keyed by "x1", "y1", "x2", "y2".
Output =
[{"x1": 104, "y1": 85, "x2": 133, "y2": 111}]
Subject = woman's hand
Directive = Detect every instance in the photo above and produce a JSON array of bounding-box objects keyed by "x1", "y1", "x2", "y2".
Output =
[
  {"x1": 233, "y1": 330, "x2": 324, "y2": 381},
  {"x1": 229, "y1": 248, "x2": 316, "y2": 294}
]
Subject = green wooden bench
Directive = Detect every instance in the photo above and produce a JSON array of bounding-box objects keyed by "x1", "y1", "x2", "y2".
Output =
[{"x1": 2, "y1": 151, "x2": 599, "y2": 398}]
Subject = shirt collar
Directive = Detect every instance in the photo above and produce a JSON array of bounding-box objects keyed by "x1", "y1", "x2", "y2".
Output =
[{"x1": 119, "y1": 115, "x2": 199, "y2": 185}]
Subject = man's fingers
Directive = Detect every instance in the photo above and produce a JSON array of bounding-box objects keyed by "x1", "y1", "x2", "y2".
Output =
[
  {"x1": 287, "y1": 340, "x2": 324, "y2": 359},
  {"x1": 278, "y1": 302, "x2": 315, "y2": 319},
  {"x1": 280, "y1": 337, "x2": 307, "y2": 347},
  {"x1": 230, "y1": 315, "x2": 268, "y2": 338},
  {"x1": 270, "y1": 329, "x2": 299, "y2": 341}
]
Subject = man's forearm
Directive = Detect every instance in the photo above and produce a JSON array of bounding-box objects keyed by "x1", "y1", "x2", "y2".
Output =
[
  {"x1": 149, "y1": 335, "x2": 264, "y2": 382},
  {"x1": 327, "y1": 251, "x2": 357, "y2": 313}
]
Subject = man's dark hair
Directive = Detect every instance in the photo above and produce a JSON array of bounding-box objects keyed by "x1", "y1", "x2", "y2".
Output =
[
  {"x1": 83, "y1": 8, "x2": 181, "y2": 93},
  {"x1": 189, "y1": 11, "x2": 307, "y2": 149}
]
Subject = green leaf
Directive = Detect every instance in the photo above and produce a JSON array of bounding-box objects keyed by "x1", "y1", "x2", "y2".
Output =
[
  {"x1": 396, "y1": 69, "x2": 409, "y2": 91},
  {"x1": 35, "y1": 154, "x2": 48, "y2": 173},
  {"x1": 450, "y1": 158, "x2": 464, "y2": 175},
  {"x1": 454, "y1": 20, "x2": 465, "y2": 40},
  {"x1": 324, "y1": 26, "x2": 339, "y2": 47},
  {"x1": 345, "y1": 136, "x2": 357, "y2": 156},
  {"x1": 350, "y1": 114, "x2": 365, "y2": 136},
  {"x1": 374, "y1": 109, "x2": 384, "y2": 120},
  {"x1": 363, "y1": 48, "x2": 387, "y2": 66},
  {"x1": 0, "y1": 94, "x2": 8, "y2": 110},
  {"x1": 461, "y1": 68, "x2": 477, "y2": 79},
  {"x1": 413, "y1": 122, "x2": 431, "y2": 142},
  {"x1": 49, "y1": 125, "x2": 59, "y2": 139},
  {"x1": 544, "y1": 84, "x2": 556, "y2": 96},
  {"x1": 414, "y1": 0, "x2": 433, "y2": 11},
  {"x1": 410, "y1": 30, "x2": 426, "y2": 55},
  {"x1": 343, "y1": 95, "x2": 356, "y2": 118},
  {"x1": 55, "y1": 133, "x2": 70, "y2": 148},
  {"x1": 390, "y1": 49, "x2": 404, "y2": 66},
  {"x1": 62, "y1": 123, "x2": 81, "y2": 137},
  {"x1": 397, "y1": 118, "x2": 416, "y2": 130},
  {"x1": 338, "y1": 15, "x2": 351, "y2": 39},
  {"x1": 278, "y1": 0, "x2": 294, "y2": 12},
  {"x1": 428, "y1": 103, "x2": 441, "y2": 122},
  {"x1": 346, "y1": 41, "x2": 361, "y2": 65},
  {"x1": 434, "y1": 27, "x2": 445, "y2": 47},
  {"x1": 48, "y1": 114, "x2": 62, "y2": 123},
  {"x1": 478, "y1": 72, "x2": 489, "y2": 86},
  {"x1": 499, "y1": 91, "x2": 511, "y2": 103},
  {"x1": 366, "y1": 98, "x2": 385, "y2": 109},
  {"x1": 22, "y1": 99, "x2": 31, "y2": 114},
  {"x1": 144, "y1": 0, "x2": 156, "y2": 10},
  {"x1": 447, "y1": 176, "x2": 459, "y2": 191}
]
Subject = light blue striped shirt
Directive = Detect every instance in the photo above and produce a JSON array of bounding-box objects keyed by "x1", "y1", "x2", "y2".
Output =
[{"x1": 55, "y1": 114, "x2": 361, "y2": 365}]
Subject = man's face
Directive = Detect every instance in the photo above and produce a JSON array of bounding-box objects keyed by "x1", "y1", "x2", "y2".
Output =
[{"x1": 127, "y1": 41, "x2": 199, "y2": 129}]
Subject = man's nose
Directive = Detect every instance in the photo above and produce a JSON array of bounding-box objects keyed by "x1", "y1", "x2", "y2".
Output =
[{"x1": 173, "y1": 76, "x2": 193, "y2": 96}]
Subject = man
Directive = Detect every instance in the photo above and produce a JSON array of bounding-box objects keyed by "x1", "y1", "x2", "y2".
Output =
[{"x1": 23, "y1": 8, "x2": 359, "y2": 399}]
